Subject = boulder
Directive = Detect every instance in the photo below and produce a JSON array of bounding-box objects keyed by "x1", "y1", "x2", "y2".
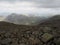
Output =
[{"x1": 41, "y1": 33, "x2": 54, "y2": 43}]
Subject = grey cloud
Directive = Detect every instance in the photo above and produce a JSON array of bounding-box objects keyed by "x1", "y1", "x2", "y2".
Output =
[
  {"x1": 0, "y1": 0, "x2": 60, "y2": 8},
  {"x1": 21, "y1": 0, "x2": 60, "y2": 8},
  {"x1": 30, "y1": 0, "x2": 60, "y2": 8}
]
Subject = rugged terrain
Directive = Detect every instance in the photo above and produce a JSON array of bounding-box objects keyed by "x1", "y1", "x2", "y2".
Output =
[{"x1": 0, "y1": 15, "x2": 60, "y2": 45}]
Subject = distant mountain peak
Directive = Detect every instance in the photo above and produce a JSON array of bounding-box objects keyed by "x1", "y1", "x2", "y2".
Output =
[{"x1": 4, "y1": 13, "x2": 48, "y2": 25}]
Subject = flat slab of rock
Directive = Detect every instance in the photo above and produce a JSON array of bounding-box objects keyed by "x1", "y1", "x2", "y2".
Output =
[{"x1": 41, "y1": 33, "x2": 54, "y2": 43}]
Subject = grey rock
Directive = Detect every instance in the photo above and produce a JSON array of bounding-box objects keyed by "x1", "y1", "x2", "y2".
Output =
[
  {"x1": 41, "y1": 33, "x2": 54, "y2": 43},
  {"x1": 1, "y1": 38, "x2": 11, "y2": 44}
]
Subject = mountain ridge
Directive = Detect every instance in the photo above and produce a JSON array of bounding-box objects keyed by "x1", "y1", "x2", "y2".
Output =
[
  {"x1": 4, "y1": 13, "x2": 48, "y2": 25},
  {"x1": 0, "y1": 15, "x2": 60, "y2": 45}
]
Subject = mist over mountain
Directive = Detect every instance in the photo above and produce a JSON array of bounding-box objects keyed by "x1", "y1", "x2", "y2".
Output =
[{"x1": 4, "y1": 13, "x2": 50, "y2": 25}]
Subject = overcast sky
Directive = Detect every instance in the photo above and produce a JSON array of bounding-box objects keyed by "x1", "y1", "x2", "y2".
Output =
[{"x1": 0, "y1": 0, "x2": 60, "y2": 16}]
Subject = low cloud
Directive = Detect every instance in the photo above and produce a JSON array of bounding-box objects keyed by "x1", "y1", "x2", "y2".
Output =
[{"x1": 0, "y1": 0, "x2": 60, "y2": 16}]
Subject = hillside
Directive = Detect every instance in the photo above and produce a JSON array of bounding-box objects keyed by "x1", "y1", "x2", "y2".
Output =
[
  {"x1": 39, "y1": 15, "x2": 60, "y2": 45},
  {"x1": 0, "y1": 15, "x2": 60, "y2": 45},
  {"x1": 40, "y1": 15, "x2": 60, "y2": 27}
]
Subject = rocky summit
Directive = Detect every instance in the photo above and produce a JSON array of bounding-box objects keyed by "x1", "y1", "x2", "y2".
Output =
[{"x1": 0, "y1": 15, "x2": 60, "y2": 45}]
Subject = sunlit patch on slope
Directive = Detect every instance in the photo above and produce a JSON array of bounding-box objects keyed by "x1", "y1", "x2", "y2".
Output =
[{"x1": 0, "y1": 16, "x2": 6, "y2": 21}]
